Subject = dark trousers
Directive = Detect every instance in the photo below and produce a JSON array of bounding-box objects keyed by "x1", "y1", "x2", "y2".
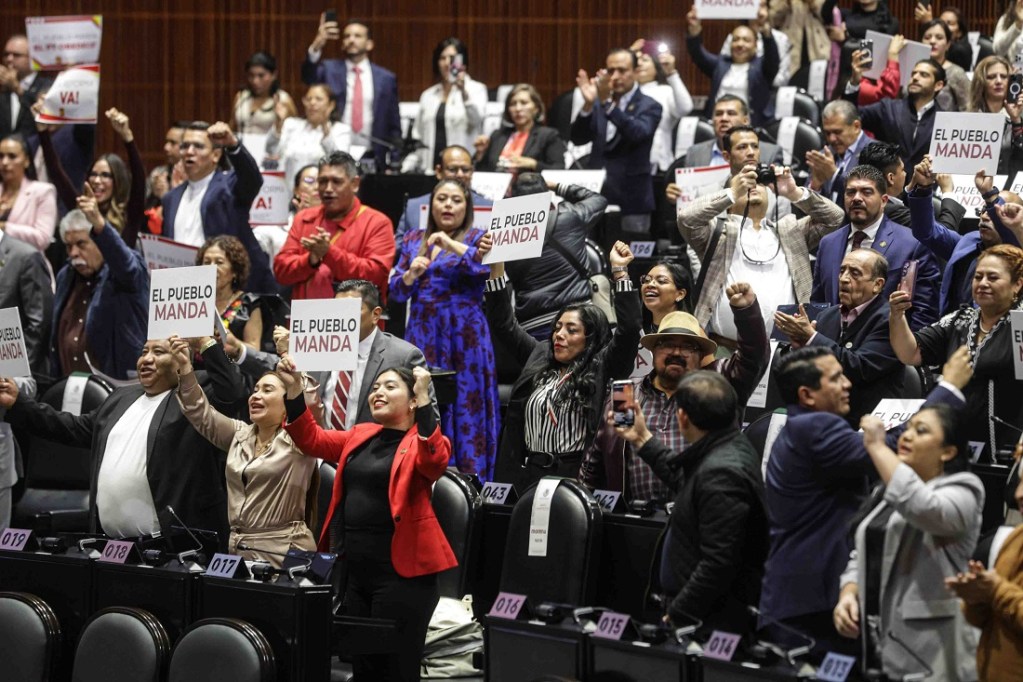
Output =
[{"x1": 345, "y1": 555, "x2": 439, "y2": 682}]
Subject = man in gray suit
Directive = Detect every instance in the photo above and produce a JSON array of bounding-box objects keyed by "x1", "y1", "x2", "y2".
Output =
[{"x1": 304, "y1": 279, "x2": 435, "y2": 428}]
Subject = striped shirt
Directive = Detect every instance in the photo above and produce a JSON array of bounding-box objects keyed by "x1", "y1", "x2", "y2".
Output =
[{"x1": 524, "y1": 371, "x2": 588, "y2": 455}]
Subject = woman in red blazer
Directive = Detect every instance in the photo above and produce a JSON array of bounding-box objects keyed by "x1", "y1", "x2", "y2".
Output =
[{"x1": 280, "y1": 360, "x2": 455, "y2": 682}]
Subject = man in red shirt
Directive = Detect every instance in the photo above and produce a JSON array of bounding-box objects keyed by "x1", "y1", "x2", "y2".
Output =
[{"x1": 274, "y1": 151, "x2": 394, "y2": 299}]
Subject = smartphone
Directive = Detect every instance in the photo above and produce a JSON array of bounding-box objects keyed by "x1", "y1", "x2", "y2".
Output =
[
  {"x1": 1010, "y1": 73, "x2": 1023, "y2": 103},
  {"x1": 449, "y1": 53, "x2": 464, "y2": 83},
  {"x1": 859, "y1": 39, "x2": 874, "y2": 67},
  {"x1": 657, "y1": 42, "x2": 669, "y2": 54},
  {"x1": 324, "y1": 8, "x2": 338, "y2": 23},
  {"x1": 898, "y1": 260, "x2": 918, "y2": 299},
  {"x1": 611, "y1": 380, "x2": 635, "y2": 428},
  {"x1": 919, "y1": 0, "x2": 931, "y2": 7}
]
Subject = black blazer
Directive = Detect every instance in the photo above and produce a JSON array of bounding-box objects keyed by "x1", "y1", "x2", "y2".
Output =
[
  {"x1": 807, "y1": 296, "x2": 905, "y2": 426},
  {"x1": 476, "y1": 125, "x2": 567, "y2": 172},
  {"x1": 485, "y1": 278, "x2": 641, "y2": 492},
  {"x1": 0, "y1": 235, "x2": 53, "y2": 376},
  {"x1": 6, "y1": 345, "x2": 246, "y2": 544}
]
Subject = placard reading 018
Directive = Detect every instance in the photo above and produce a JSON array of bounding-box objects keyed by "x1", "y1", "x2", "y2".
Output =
[
  {"x1": 482, "y1": 191, "x2": 553, "y2": 265},
  {"x1": 147, "y1": 265, "x2": 218, "y2": 339},
  {"x1": 288, "y1": 297, "x2": 362, "y2": 373}
]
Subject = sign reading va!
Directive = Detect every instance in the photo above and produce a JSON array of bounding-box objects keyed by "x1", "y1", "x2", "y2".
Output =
[
  {"x1": 928, "y1": 112, "x2": 1005, "y2": 175},
  {"x1": 249, "y1": 171, "x2": 290, "y2": 226},
  {"x1": 148, "y1": 265, "x2": 217, "y2": 339},
  {"x1": 0, "y1": 308, "x2": 31, "y2": 378},
  {"x1": 35, "y1": 65, "x2": 100, "y2": 124},
  {"x1": 482, "y1": 191, "x2": 552, "y2": 265},
  {"x1": 25, "y1": 15, "x2": 102, "y2": 70},
  {"x1": 289, "y1": 298, "x2": 361, "y2": 372},
  {"x1": 694, "y1": 0, "x2": 759, "y2": 20}
]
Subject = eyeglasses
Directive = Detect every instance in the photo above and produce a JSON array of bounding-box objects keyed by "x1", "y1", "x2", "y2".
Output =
[
  {"x1": 640, "y1": 275, "x2": 674, "y2": 285},
  {"x1": 655, "y1": 341, "x2": 701, "y2": 354},
  {"x1": 178, "y1": 141, "x2": 207, "y2": 151},
  {"x1": 975, "y1": 207, "x2": 987, "y2": 217},
  {"x1": 88, "y1": 171, "x2": 114, "y2": 180},
  {"x1": 2, "y1": 51, "x2": 27, "y2": 59}
]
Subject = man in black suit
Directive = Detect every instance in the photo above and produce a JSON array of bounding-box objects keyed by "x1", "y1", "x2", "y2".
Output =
[
  {"x1": 0, "y1": 229, "x2": 53, "y2": 377},
  {"x1": 0, "y1": 340, "x2": 246, "y2": 544},
  {"x1": 0, "y1": 35, "x2": 53, "y2": 141},
  {"x1": 571, "y1": 48, "x2": 662, "y2": 232},
  {"x1": 774, "y1": 249, "x2": 904, "y2": 426}
]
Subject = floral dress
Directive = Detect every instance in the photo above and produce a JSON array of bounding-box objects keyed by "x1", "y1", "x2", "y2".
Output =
[{"x1": 388, "y1": 227, "x2": 499, "y2": 480}]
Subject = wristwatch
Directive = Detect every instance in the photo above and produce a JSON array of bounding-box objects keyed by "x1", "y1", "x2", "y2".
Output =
[{"x1": 611, "y1": 266, "x2": 628, "y2": 273}]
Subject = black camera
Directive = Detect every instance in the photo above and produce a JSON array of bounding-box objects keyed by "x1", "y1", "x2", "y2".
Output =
[
  {"x1": 756, "y1": 164, "x2": 777, "y2": 186},
  {"x1": 1009, "y1": 73, "x2": 1023, "y2": 103}
]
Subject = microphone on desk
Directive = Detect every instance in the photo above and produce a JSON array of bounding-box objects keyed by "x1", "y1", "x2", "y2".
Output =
[
  {"x1": 884, "y1": 629, "x2": 933, "y2": 681},
  {"x1": 165, "y1": 506, "x2": 208, "y2": 567},
  {"x1": 747, "y1": 605, "x2": 816, "y2": 665},
  {"x1": 990, "y1": 414, "x2": 1023, "y2": 436},
  {"x1": 236, "y1": 543, "x2": 314, "y2": 582}
]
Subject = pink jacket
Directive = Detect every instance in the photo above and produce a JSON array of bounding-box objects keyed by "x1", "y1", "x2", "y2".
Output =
[{"x1": 5, "y1": 179, "x2": 57, "y2": 251}]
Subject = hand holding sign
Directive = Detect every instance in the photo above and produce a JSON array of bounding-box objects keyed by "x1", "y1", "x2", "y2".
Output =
[
  {"x1": 207, "y1": 121, "x2": 237, "y2": 149},
  {"x1": 77, "y1": 183, "x2": 103, "y2": 230},
  {"x1": 0, "y1": 377, "x2": 19, "y2": 408},
  {"x1": 168, "y1": 335, "x2": 194, "y2": 375}
]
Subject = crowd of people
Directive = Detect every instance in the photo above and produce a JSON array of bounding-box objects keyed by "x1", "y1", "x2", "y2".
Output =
[{"x1": 5, "y1": 2, "x2": 1023, "y2": 680}]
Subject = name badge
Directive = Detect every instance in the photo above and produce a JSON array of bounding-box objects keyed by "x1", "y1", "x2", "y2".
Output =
[
  {"x1": 98, "y1": 539, "x2": 136, "y2": 564},
  {"x1": 702, "y1": 630, "x2": 742, "y2": 661},
  {"x1": 488, "y1": 592, "x2": 527, "y2": 620},
  {"x1": 0, "y1": 528, "x2": 32, "y2": 552},
  {"x1": 592, "y1": 611, "x2": 631, "y2": 640}
]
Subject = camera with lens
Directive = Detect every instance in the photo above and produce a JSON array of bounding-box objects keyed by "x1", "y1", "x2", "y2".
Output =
[{"x1": 755, "y1": 164, "x2": 777, "y2": 186}]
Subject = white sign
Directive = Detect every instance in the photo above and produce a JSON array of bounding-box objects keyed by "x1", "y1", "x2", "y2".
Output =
[
  {"x1": 929, "y1": 112, "x2": 1005, "y2": 175},
  {"x1": 0, "y1": 308, "x2": 31, "y2": 378},
  {"x1": 249, "y1": 171, "x2": 290, "y2": 225},
  {"x1": 870, "y1": 398, "x2": 926, "y2": 430},
  {"x1": 675, "y1": 164, "x2": 731, "y2": 211},
  {"x1": 747, "y1": 340, "x2": 779, "y2": 409},
  {"x1": 528, "y1": 478, "x2": 560, "y2": 557},
  {"x1": 471, "y1": 172, "x2": 513, "y2": 202},
  {"x1": 761, "y1": 411, "x2": 788, "y2": 480},
  {"x1": 139, "y1": 234, "x2": 199, "y2": 271},
  {"x1": 541, "y1": 169, "x2": 607, "y2": 195},
  {"x1": 694, "y1": 0, "x2": 759, "y2": 20},
  {"x1": 25, "y1": 15, "x2": 102, "y2": 70},
  {"x1": 946, "y1": 174, "x2": 1008, "y2": 212},
  {"x1": 482, "y1": 191, "x2": 553, "y2": 265},
  {"x1": 240, "y1": 132, "x2": 268, "y2": 170},
  {"x1": 289, "y1": 298, "x2": 361, "y2": 373},
  {"x1": 1012, "y1": 311, "x2": 1023, "y2": 380},
  {"x1": 147, "y1": 265, "x2": 217, "y2": 340},
  {"x1": 1011, "y1": 171, "x2": 1023, "y2": 195},
  {"x1": 34, "y1": 65, "x2": 100, "y2": 124},
  {"x1": 418, "y1": 204, "x2": 493, "y2": 232},
  {"x1": 630, "y1": 347, "x2": 653, "y2": 379},
  {"x1": 862, "y1": 31, "x2": 931, "y2": 88}
]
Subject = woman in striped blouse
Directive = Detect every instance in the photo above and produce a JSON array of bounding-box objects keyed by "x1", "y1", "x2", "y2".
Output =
[{"x1": 485, "y1": 240, "x2": 642, "y2": 492}]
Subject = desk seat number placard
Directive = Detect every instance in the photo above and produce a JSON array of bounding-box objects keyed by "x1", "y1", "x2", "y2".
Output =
[
  {"x1": 702, "y1": 630, "x2": 741, "y2": 661},
  {"x1": 488, "y1": 592, "x2": 527, "y2": 620},
  {"x1": 481, "y1": 482, "x2": 513, "y2": 505},
  {"x1": 0, "y1": 528, "x2": 32, "y2": 551},
  {"x1": 592, "y1": 611, "x2": 631, "y2": 640},
  {"x1": 98, "y1": 539, "x2": 135, "y2": 564},
  {"x1": 205, "y1": 553, "x2": 247, "y2": 579}
]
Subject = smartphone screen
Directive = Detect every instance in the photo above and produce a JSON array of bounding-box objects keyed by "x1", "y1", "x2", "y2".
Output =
[
  {"x1": 324, "y1": 9, "x2": 338, "y2": 23},
  {"x1": 449, "y1": 53, "x2": 464, "y2": 82},
  {"x1": 612, "y1": 381, "x2": 635, "y2": 427},
  {"x1": 899, "y1": 260, "x2": 918, "y2": 299}
]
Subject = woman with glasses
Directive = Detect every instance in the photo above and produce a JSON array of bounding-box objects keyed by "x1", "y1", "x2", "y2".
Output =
[
  {"x1": 35, "y1": 107, "x2": 145, "y2": 249},
  {"x1": 267, "y1": 83, "x2": 351, "y2": 189},
  {"x1": 641, "y1": 261, "x2": 693, "y2": 333},
  {"x1": 486, "y1": 240, "x2": 641, "y2": 491}
]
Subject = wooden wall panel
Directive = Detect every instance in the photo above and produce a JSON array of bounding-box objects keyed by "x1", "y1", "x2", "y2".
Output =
[{"x1": 0, "y1": 1, "x2": 1003, "y2": 167}]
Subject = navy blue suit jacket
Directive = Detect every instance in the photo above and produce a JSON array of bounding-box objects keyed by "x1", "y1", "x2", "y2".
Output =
[
  {"x1": 908, "y1": 188, "x2": 1020, "y2": 315},
  {"x1": 811, "y1": 216, "x2": 940, "y2": 330},
  {"x1": 760, "y1": 383, "x2": 963, "y2": 622},
  {"x1": 847, "y1": 95, "x2": 942, "y2": 171},
  {"x1": 161, "y1": 145, "x2": 276, "y2": 293},
  {"x1": 301, "y1": 57, "x2": 402, "y2": 167},
  {"x1": 569, "y1": 89, "x2": 662, "y2": 215},
  {"x1": 808, "y1": 296, "x2": 904, "y2": 425},
  {"x1": 686, "y1": 32, "x2": 779, "y2": 127}
]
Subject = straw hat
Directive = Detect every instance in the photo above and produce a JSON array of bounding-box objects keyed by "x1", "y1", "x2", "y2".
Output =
[{"x1": 639, "y1": 311, "x2": 718, "y2": 357}]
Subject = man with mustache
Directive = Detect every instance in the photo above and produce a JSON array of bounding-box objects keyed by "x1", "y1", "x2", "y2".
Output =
[
  {"x1": 580, "y1": 282, "x2": 769, "y2": 503},
  {"x1": 811, "y1": 164, "x2": 940, "y2": 331},
  {"x1": 51, "y1": 186, "x2": 148, "y2": 381}
]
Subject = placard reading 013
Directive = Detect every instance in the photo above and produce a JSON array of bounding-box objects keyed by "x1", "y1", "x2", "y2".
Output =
[
  {"x1": 482, "y1": 191, "x2": 553, "y2": 265},
  {"x1": 147, "y1": 265, "x2": 218, "y2": 339},
  {"x1": 0, "y1": 307, "x2": 32, "y2": 378},
  {"x1": 289, "y1": 297, "x2": 362, "y2": 373}
]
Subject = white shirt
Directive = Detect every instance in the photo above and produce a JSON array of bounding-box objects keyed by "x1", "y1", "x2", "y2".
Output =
[
  {"x1": 641, "y1": 75, "x2": 694, "y2": 172},
  {"x1": 270, "y1": 116, "x2": 352, "y2": 188},
  {"x1": 845, "y1": 214, "x2": 884, "y2": 254},
  {"x1": 343, "y1": 58, "x2": 375, "y2": 135},
  {"x1": 323, "y1": 327, "x2": 377, "y2": 430},
  {"x1": 95, "y1": 390, "x2": 171, "y2": 538},
  {"x1": 719, "y1": 62, "x2": 752, "y2": 104},
  {"x1": 708, "y1": 215, "x2": 795, "y2": 341},
  {"x1": 604, "y1": 82, "x2": 640, "y2": 142},
  {"x1": 173, "y1": 170, "x2": 215, "y2": 247},
  {"x1": 8, "y1": 72, "x2": 36, "y2": 129}
]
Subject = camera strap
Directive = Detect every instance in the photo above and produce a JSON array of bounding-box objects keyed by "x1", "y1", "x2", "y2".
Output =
[{"x1": 693, "y1": 217, "x2": 725, "y2": 302}]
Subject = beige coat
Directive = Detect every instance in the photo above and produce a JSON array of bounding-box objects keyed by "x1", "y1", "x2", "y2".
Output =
[
  {"x1": 770, "y1": 0, "x2": 833, "y2": 68},
  {"x1": 176, "y1": 372, "x2": 316, "y2": 567}
]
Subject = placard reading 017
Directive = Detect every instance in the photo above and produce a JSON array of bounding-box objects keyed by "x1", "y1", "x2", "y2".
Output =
[
  {"x1": 482, "y1": 191, "x2": 553, "y2": 265},
  {"x1": 147, "y1": 265, "x2": 218, "y2": 339},
  {"x1": 0, "y1": 307, "x2": 32, "y2": 378},
  {"x1": 288, "y1": 297, "x2": 362, "y2": 373}
]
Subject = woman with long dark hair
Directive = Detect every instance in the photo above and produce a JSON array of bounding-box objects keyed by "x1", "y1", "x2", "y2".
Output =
[
  {"x1": 0, "y1": 133, "x2": 56, "y2": 251},
  {"x1": 486, "y1": 240, "x2": 641, "y2": 491},
  {"x1": 389, "y1": 178, "x2": 498, "y2": 480},
  {"x1": 641, "y1": 260, "x2": 693, "y2": 333},
  {"x1": 231, "y1": 51, "x2": 296, "y2": 138},
  {"x1": 267, "y1": 83, "x2": 351, "y2": 188}
]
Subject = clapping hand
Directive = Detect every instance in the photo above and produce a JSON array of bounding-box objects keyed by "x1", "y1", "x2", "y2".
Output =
[
  {"x1": 805, "y1": 147, "x2": 837, "y2": 191},
  {"x1": 300, "y1": 228, "x2": 331, "y2": 262},
  {"x1": 106, "y1": 108, "x2": 133, "y2": 143},
  {"x1": 773, "y1": 304, "x2": 816, "y2": 346},
  {"x1": 576, "y1": 69, "x2": 598, "y2": 106},
  {"x1": 945, "y1": 560, "x2": 1000, "y2": 604}
]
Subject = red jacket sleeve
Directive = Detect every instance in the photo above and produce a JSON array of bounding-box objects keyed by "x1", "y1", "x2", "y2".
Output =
[
  {"x1": 414, "y1": 425, "x2": 452, "y2": 481},
  {"x1": 858, "y1": 60, "x2": 900, "y2": 106},
  {"x1": 283, "y1": 408, "x2": 350, "y2": 463},
  {"x1": 320, "y1": 213, "x2": 395, "y2": 294}
]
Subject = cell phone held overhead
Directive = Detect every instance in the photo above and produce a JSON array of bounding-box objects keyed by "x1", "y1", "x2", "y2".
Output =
[{"x1": 612, "y1": 380, "x2": 635, "y2": 428}]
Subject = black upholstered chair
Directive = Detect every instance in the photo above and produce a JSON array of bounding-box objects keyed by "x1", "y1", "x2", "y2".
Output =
[
  {"x1": 168, "y1": 618, "x2": 275, "y2": 682},
  {"x1": 0, "y1": 591, "x2": 62, "y2": 682},
  {"x1": 313, "y1": 460, "x2": 336, "y2": 540},
  {"x1": 743, "y1": 408, "x2": 788, "y2": 465},
  {"x1": 72, "y1": 606, "x2": 170, "y2": 682},
  {"x1": 433, "y1": 469, "x2": 482, "y2": 599},
  {"x1": 499, "y1": 478, "x2": 603, "y2": 606}
]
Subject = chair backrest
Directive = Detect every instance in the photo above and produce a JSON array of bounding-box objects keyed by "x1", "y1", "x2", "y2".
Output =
[
  {"x1": 548, "y1": 89, "x2": 576, "y2": 142},
  {"x1": 398, "y1": 101, "x2": 420, "y2": 138},
  {"x1": 765, "y1": 117, "x2": 824, "y2": 170},
  {"x1": 674, "y1": 117, "x2": 716, "y2": 160},
  {"x1": 584, "y1": 238, "x2": 607, "y2": 277},
  {"x1": 901, "y1": 365, "x2": 923, "y2": 400},
  {"x1": 976, "y1": 36, "x2": 994, "y2": 69},
  {"x1": 791, "y1": 90, "x2": 821, "y2": 128},
  {"x1": 0, "y1": 591, "x2": 62, "y2": 682},
  {"x1": 432, "y1": 469, "x2": 482, "y2": 599},
  {"x1": 495, "y1": 83, "x2": 514, "y2": 105},
  {"x1": 168, "y1": 618, "x2": 275, "y2": 682},
  {"x1": 499, "y1": 479, "x2": 602, "y2": 606},
  {"x1": 15, "y1": 374, "x2": 113, "y2": 533},
  {"x1": 72, "y1": 607, "x2": 170, "y2": 682},
  {"x1": 313, "y1": 461, "x2": 336, "y2": 540}
]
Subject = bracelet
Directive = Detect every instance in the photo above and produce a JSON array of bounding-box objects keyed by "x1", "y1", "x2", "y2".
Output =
[
  {"x1": 611, "y1": 266, "x2": 629, "y2": 273},
  {"x1": 199, "y1": 339, "x2": 217, "y2": 354},
  {"x1": 982, "y1": 188, "x2": 1000, "y2": 201}
]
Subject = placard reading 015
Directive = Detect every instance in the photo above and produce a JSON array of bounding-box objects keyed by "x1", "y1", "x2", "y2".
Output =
[
  {"x1": 0, "y1": 308, "x2": 32, "y2": 378},
  {"x1": 482, "y1": 191, "x2": 553, "y2": 265},
  {"x1": 593, "y1": 611, "x2": 631, "y2": 640},
  {"x1": 147, "y1": 265, "x2": 218, "y2": 339},
  {"x1": 288, "y1": 297, "x2": 362, "y2": 373}
]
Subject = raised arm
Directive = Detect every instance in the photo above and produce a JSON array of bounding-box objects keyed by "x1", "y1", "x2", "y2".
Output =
[
  {"x1": 107, "y1": 108, "x2": 146, "y2": 249},
  {"x1": 603, "y1": 241, "x2": 642, "y2": 380},
  {"x1": 484, "y1": 265, "x2": 540, "y2": 366},
  {"x1": 172, "y1": 337, "x2": 244, "y2": 452}
]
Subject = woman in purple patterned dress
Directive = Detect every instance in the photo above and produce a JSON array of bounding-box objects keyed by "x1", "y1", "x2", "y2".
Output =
[{"x1": 389, "y1": 179, "x2": 499, "y2": 480}]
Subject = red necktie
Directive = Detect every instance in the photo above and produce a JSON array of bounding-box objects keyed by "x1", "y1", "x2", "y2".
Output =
[
  {"x1": 329, "y1": 370, "x2": 354, "y2": 430},
  {"x1": 351, "y1": 66, "x2": 364, "y2": 134}
]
